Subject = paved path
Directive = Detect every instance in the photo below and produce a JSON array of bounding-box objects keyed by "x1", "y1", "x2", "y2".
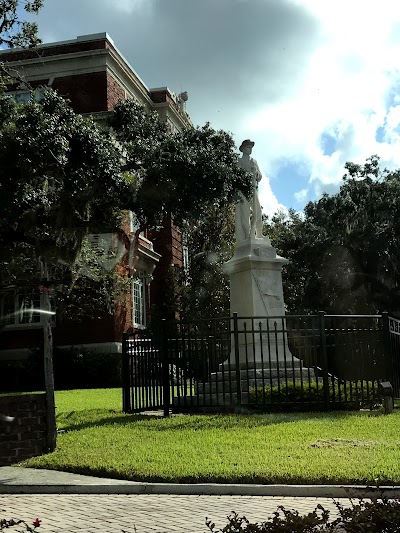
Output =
[
  {"x1": 0, "y1": 467, "x2": 387, "y2": 532},
  {"x1": 0, "y1": 494, "x2": 345, "y2": 533}
]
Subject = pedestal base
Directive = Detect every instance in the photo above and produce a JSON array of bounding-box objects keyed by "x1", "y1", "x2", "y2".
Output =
[
  {"x1": 224, "y1": 237, "x2": 288, "y2": 317},
  {"x1": 172, "y1": 361, "x2": 317, "y2": 409}
]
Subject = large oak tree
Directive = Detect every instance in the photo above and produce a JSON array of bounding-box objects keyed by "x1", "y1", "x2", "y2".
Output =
[{"x1": 266, "y1": 156, "x2": 400, "y2": 316}]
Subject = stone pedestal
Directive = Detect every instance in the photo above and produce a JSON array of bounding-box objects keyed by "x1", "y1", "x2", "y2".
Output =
[
  {"x1": 170, "y1": 237, "x2": 316, "y2": 411},
  {"x1": 223, "y1": 236, "x2": 293, "y2": 365}
]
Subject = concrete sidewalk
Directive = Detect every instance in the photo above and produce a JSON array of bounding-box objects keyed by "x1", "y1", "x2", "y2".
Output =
[
  {"x1": 0, "y1": 467, "x2": 397, "y2": 532},
  {"x1": 0, "y1": 493, "x2": 348, "y2": 533},
  {"x1": 0, "y1": 466, "x2": 399, "y2": 498}
]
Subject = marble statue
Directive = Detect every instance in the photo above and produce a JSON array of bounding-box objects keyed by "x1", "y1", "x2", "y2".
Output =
[{"x1": 236, "y1": 139, "x2": 263, "y2": 242}]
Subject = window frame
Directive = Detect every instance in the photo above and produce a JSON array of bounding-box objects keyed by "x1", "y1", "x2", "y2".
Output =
[
  {"x1": 132, "y1": 274, "x2": 146, "y2": 329},
  {"x1": 1, "y1": 288, "x2": 56, "y2": 329}
]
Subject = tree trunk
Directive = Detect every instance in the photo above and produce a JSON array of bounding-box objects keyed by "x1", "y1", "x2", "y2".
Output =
[{"x1": 40, "y1": 258, "x2": 57, "y2": 452}]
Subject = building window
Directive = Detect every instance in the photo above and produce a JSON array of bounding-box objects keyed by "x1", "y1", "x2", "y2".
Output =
[
  {"x1": 1, "y1": 289, "x2": 55, "y2": 327},
  {"x1": 6, "y1": 88, "x2": 44, "y2": 104},
  {"x1": 183, "y1": 244, "x2": 189, "y2": 275},
  {"x1": 132, "y1": 275, "x2": 146, "y2": 328}
]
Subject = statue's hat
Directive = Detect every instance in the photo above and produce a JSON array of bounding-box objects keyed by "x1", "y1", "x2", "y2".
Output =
[{"x1": 239, "y1": 139, "x2": 255, "y2": 152}]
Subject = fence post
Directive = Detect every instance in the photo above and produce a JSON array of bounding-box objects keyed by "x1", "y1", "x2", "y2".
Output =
[
  {"x1": 122, "y1": 332, "x2": 131, "y2": 413},
  {"x1": 319, "y1": 311, "x2": 330, "y2": 410},
  {"x1": 233, "y1": 313, "x2": 242, "y2": 407},
  {"x1": 161, "y1": 319, "x2": 170, "y2": 418},
  {"x1": 382, "y1": 312, "x2": 392, "y2": 380}
]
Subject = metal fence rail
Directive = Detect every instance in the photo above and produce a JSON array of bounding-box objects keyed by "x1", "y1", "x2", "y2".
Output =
[
  {"x1": 389, "y1": 316, "x2": 400, "y2": 398},
  {"x1": 122, "y1": 335, "x2": 164, "y2": 413},
  {"x1": 122, "y1": 312, "x2": 396, "y2": 414}
]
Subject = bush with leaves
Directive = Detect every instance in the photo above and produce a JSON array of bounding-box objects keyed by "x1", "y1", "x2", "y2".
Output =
[
  {"x1": 266, "y1": 156, "x2": 400, "y2": 316},
  {"x1": 0, "y1": 347, "x2": 122, "y2": 392},
  {"x1": 248, "y1": 380, "x2": 379, "y2": 410},
  {"x1": 207, "y1": 499, "x2": 400, "y2": 532},
  {"x1": 0, "y1": 516, "x2": 41, "y2": 531}
]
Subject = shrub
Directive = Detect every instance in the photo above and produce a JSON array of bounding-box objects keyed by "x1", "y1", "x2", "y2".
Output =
[
  {"x1": 0, "y1": 517, "x2": 41, "y2": 531},
  {"x1": 207, "y1": 498, "x2": 400, "y2": 532},
  {"x1": 0, "y1": 347, "x2": 122, "y2": 392},
  {"x1": 248, "y1": 380, "x2": 379, "y2": 410},
  {"x1": 51, "y1": 347, "x2": 122, "y2": 389},
  {"x1": 206, "y1": 507, "x2": 331, "y2": 532},
  {"x1": 0, "y1": 360, "x2": 33, "y2": 392}
]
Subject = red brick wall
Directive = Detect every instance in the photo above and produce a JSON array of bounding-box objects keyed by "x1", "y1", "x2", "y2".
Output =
[
  {"x1": 150, "y1": 89, "x2": 175, "y2": 108},
  {"x1": 54, "y1": 314, "x2": 116, "y2": 346},
  {"x1": 0, "y1": 394, "x2": 47, "y2": 465},
  {"x1": 114, "y1": 287, "x2": 132, "y2": 338},
  {"x1": 149, "y1": 217, "x2": 183, "y2": 319},
  {"x1": 107, "y1": 73, "x2": 126, "y2": 111},
  {"x1": 150, "y1": 90, "x2": 167, "y2": 103},
  {"x1": 1, "y1": 309, "x2": 125, "y2": 352},
  {"x1": 52, "y1": 72, "x2": 108, "y2": 113}
]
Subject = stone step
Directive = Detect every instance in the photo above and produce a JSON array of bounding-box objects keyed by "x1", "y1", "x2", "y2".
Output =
[
  {"x1": 218, "y1": 366, "x2": 314, "y2": 378},
  {"x1": 218, "y1": 360, "x2": 307, "y2": 371},
  {"x1": 196, "y1": 374, "x2": 316, "y2": 395},
  {"x1": 196, "y1": 367, "x2": 315, "y2": 391},
  {"x1": 172, "y1": 392, "x2": 243, "y2": 408}
]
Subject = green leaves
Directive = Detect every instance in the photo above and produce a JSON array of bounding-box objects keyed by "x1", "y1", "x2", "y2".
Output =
[
  {"x1": 0, "y1": 89, "x2": 128, "y2": 283},
  {"x1": 110, "y1": 100, "x2": 251, "y2": 230},
  {"x1": 0, "y1": 0, "x2": 43, "y2": 49},
  {"x1": 268, "y1": 156, "x2": 400, "y2": 316}
]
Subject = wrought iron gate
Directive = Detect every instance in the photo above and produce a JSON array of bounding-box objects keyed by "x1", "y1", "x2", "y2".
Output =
[
  {"x1": 122, "y1": 333, "x2": 169, "y2": 415},
  {"x1": 122, "y1": 313, "x2": 395, "y2": 414},
  {"x1": 388, "y1": 316, "x2": 400, "y2": 398}
]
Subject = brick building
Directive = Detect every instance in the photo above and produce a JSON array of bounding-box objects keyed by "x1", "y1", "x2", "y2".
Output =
[{"x1": 0, "y1": 33, "x2": 190, "y2": 360}]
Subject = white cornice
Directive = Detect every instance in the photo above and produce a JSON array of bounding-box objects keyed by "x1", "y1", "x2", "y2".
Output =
[
  {"x1": 138, "y1": 242, "x2": 161, "y2": 263},
  {"x1": 0, "y1": 32, "x2": 112, "y2": 54},
  {"x1": 105, "y1": 49, "x2": 153, "y2": 106},
  {"x1": 2, "y1": 49, "x2": 109, "y2": 81}
]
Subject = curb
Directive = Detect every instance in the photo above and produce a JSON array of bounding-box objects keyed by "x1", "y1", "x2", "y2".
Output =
[{"x1": 1, "y1": 483, "x2": 400, "y2": 497}]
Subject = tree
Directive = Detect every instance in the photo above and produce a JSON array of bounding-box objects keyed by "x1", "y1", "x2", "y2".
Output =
[
  {"x1": 0, "y1": 1, "x2": 43, "y2": 87},
  {"x1": 0, "y1": 88, "x2": 128, "y2": 449},
  {"x1": 0, "y1": 90, "x2": 253, "y2": 441},
  {"x1": 160, "y1": 203, "x2": 235, "y2": 322},
  {"x1": 110, "y1": 100, "x2": 252, "y2": 315},
  {"x1": 266, "y1": 156, "x2": 400, "y2": 316},
  {"x1": 0, "y1": 0, "x2": 42, "y2": 48},
  {"x1": 110, "y1": 99, "x2": 252, "y2": 231}
]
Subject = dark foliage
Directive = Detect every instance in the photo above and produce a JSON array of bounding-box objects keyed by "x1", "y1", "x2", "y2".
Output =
[
  {"x1": 207, "y1": 499, "x2": 400, "y2": 532},
  {"x1": 266, "y1": 156, "x2": 400, "y2": 316},
  {"x1": 0, "y1": 347, "x2": 122, "y2": 392}
]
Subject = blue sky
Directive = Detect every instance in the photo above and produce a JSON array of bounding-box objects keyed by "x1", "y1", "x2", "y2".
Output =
[{"x1": 26, "y1": 0, "x2": 400, "y2": 217}]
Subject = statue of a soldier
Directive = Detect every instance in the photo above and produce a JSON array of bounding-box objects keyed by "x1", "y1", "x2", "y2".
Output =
[{"x1": 235, "y1": 139, "x2": 263, "y2": 242}]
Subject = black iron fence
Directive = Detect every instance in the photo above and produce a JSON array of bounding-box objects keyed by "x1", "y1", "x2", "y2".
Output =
[
  {"x1": 389, "y1": 316, "x2": 400, "y2": 397},
  {"x1": 122, "y1": 312, "x2": 396, "y2": 414}
]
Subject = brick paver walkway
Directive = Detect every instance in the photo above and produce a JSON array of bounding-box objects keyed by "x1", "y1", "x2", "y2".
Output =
[{"x1": 0, "y1": 494, "x2": 348, "y2": 532}]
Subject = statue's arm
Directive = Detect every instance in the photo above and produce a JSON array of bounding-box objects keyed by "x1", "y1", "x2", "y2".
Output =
[{"x1": 252, "y1": 159, "x2": 262, "y2": 182}]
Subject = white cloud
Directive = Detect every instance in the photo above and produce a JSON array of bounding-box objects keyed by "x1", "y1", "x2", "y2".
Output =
[
  {"x1": 99, "y1": 0, "x2": 154, "y2": 13},
  {"x1": 259, "y1": 174, "x2": 287, "y2": 218},
  {"x1": 33, "y1": 0, "x2": 400, "y2": 211},
  {"x1": 245, "y1": 0, "x2": 400, "y2": 204},
  {"x1": 294, "y1": 188, "x2": 309, "y2": 203}
]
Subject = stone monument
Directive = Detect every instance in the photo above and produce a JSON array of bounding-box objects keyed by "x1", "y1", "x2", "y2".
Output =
[
  {"x1": 224, "y1": 139, "x2": 291, "y2": 364},
  {"x1": 181, "y1": 140, "x2": 311, "y2": 408}
]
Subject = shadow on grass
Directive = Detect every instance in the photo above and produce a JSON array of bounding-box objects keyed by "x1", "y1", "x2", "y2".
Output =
[
  {"x1": 58, "y1": 412, "x2": 160, "y2": 432},
  {"x1": 58, "y1": 409, "x2": 365, "y2": 434}
]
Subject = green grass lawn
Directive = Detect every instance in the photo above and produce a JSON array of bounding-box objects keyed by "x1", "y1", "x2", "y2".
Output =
[{"x1": 19, "y1": 388, "x2": 400, "y2": 485}]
